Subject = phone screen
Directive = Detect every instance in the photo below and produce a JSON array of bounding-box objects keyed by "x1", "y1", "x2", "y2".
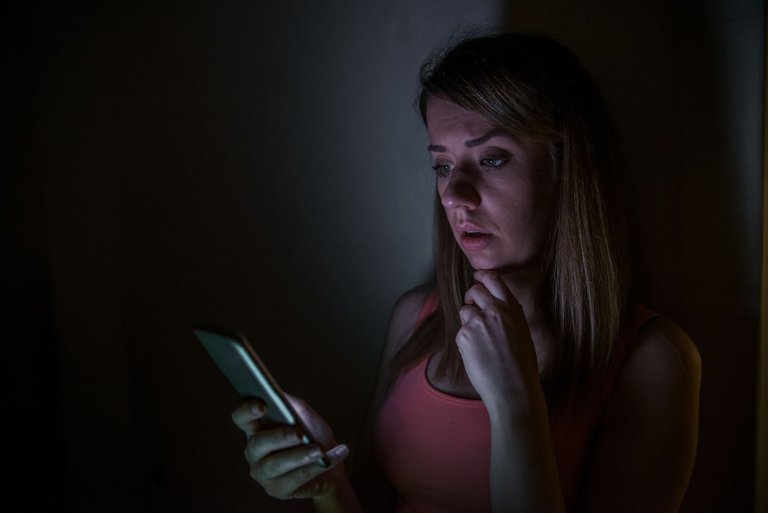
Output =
[
  {"x1": 194, "y1": 326, "x2": 296, "y2": 427},
  {"x1": 193, "y1": 324, "x2": 328, "y2": 466}
]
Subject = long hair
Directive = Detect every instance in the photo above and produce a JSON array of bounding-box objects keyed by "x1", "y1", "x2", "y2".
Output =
[{"x1": 389, "y1": 32, "x2": 629, "y2": 410}]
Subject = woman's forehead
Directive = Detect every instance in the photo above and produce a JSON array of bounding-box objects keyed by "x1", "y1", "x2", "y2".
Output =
[{"x1": 425, "y1": 98, "x2": 497, "y2": 140}]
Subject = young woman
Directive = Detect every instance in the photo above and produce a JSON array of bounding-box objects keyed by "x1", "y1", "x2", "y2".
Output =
[{"x1": 230, "y1": 32, "x2": 701, "y2": 513}]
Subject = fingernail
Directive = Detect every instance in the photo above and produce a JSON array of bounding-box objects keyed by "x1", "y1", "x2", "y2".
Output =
[
  {"x1": 328, "y1": 444, "x2": 349, "y2": 459},
  {"x1": 250, "y1": 403, "x2": 263, "y2": 415}
]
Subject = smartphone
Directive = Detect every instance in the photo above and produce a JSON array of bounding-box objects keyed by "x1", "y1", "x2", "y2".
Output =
[{"x1": 193, "y1": 323, "x2": 330, "y2": 467}]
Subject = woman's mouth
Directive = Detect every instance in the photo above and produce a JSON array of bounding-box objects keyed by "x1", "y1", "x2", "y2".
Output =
[{"x1": 460, "y1": 230, "x2": 493, "y2": 251}]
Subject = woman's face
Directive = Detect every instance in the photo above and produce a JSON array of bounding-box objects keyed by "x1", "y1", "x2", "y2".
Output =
[{"x1": 426, "y1": 97, "x2": 556, "y2": 272}]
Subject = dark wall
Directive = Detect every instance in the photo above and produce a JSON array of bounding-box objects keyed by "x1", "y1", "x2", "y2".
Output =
[
  {"x1": 5, "y1": 2, "x2": 71, "y2": 510},
  {"x1": 6, "y1": 1, "x2": 502, "y2": 512},
  {"x1": 5, "y1": 1, "x2": 763, "y2": 512}
]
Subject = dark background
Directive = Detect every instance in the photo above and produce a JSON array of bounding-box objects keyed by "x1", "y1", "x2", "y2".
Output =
[{"x1": 4, "y1": 0, "x2": 764, "y2": 512}]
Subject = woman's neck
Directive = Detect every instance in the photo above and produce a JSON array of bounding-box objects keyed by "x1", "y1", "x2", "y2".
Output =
[
  {"x1": 495, "y1": 265, "x2": 556, "y2": 367},
  {"x1": 497, "y1": 266, "x2": 547, "y2": 328}
]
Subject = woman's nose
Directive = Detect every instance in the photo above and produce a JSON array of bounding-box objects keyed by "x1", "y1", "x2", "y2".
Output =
[{"x1": 439, "y1": 167, "x2": 481, "y2": 209}]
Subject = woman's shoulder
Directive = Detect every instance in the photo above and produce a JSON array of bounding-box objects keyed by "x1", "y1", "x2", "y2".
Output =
[
  {"x1": 585, "y1": 314, "x2": 701, "y2": 510},
  {"x1": 614, "y1": 314, "x2": 701, "y2": 410},
  {"x1": 627, "y1": 316, "x2": 701, "y2": 382},
  {"x1": 382, "y1": 284, "x2": 435, "y2": 357},
  {"x1": 393, "y1": 283, "x2": 434, "y2": 310},
  {"x1": 389, "y1": 284, "x2": 434, "y2": 333}
]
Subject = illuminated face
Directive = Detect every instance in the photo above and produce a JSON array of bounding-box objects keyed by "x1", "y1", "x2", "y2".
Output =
[{"x1": 426, "y1": 97, "x2": 556, "y2": 272}]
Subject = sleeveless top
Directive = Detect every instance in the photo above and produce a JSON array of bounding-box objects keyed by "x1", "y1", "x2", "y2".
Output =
[{"x1": 373, "y1": 293, "x2": 658, "y2": 513}]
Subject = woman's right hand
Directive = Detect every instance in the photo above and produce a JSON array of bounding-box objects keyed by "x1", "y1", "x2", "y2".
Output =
[{"x1": 231, "y1": 395, "x2": 350, "y2": 500}]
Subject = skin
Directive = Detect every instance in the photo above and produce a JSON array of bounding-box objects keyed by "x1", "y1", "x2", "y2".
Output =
[
  {"x1": 429, "y1": 97, "x2": 555, "y2": 276},
  {"x1": 231, "y1": 97, "x2": 702, "y2": 513},
  {"x1": 231, "y1": 396, "x2": 351, "y2": 501},
  {"x1": 426, "y1": 97, "x2": 564, "y2": 511},
  {"x1": 426, "y1": 95, "x2": 558, "y2": 390}
]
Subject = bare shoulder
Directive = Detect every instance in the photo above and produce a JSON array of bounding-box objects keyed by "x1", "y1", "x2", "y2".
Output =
[
  {"x1": 579, "y1": 316, "x2": 701, "y2": 512},
  {"x1": 358, "y1": 283, "x2": 433, "y2": 430},
  {"x1": 349, "y1": 286, "x2": 433, "y2": 510},
  {"x1": 617, "y1": 316, "x2": 702, "y2": 398},
  {"x1": 383, "y1": 283, "x2": 434, "y2": 359}
]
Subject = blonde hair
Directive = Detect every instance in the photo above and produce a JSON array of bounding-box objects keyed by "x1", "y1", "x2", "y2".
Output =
[{"x1": 390, "y1": 32, "x2": 629, "y2": 409}]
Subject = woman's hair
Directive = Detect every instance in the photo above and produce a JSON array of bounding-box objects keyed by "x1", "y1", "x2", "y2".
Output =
[{"x1": 389, "y1": 31, "x2": 629, "y2": 410}]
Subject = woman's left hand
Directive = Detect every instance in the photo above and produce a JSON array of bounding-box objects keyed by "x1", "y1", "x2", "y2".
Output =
[{"x1": 457, "y1": 270, "x2": 541, "y2": 407}]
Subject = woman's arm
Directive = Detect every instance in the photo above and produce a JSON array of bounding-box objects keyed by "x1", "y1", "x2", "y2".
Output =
[
  {"x1": 460, "y1": 271, "x2": 566, "y2": 512},
  {"x1": 486, "y1": 379, "x2": 565, "y2": 512},
  {"x1": 484, "y1": 315, "x2": 700, "y2": 513},
  {"x1": 313, "y1": 284, "x2": 432, "y2": 513},
  {"x1": 576, "y1": 316, "x2": 701, "y2": 513},
  {"x1": 459, "y1": 271, "x2": 700, "y2": 512}
]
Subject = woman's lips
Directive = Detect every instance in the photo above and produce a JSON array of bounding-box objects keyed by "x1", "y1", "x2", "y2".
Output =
[{"x1": 459, "y1": 231, "x2": 493, "y2": 251}]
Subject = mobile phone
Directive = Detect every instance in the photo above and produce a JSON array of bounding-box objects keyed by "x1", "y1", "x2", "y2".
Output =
[{"x1": 193, "y1": 323, "x2": 330, "y2": 467}]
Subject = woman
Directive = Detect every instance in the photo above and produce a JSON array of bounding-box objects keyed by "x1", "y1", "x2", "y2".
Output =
[{"x1": 231, "y1": 32, "x2": 701, "y2": 513}]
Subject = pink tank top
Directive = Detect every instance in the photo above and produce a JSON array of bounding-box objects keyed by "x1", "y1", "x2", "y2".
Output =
[{"x1": 373, "y1": 294, "x2": 657, "y2": 513}]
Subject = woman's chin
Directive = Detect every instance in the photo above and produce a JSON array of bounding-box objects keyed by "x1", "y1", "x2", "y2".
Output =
[
  {"x1": 465, "y1": 253, "x2": 513, "y2": 271},
  {"x1": 466, "y1": 256, "x2": 542, "y2": 275}
]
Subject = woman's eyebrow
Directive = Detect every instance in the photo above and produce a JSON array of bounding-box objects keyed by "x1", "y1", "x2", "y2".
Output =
[
  {"x1": 427, "y1": 128, "x2": 508, "y2": 152},
  {"x1": 466, "y1": 128, "x2": 507, "y2": 147}
]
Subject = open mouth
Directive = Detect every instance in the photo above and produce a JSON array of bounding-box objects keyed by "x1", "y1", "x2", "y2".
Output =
[{"x1": 459, "y1": 230, "x2": 493, "y2": 250}]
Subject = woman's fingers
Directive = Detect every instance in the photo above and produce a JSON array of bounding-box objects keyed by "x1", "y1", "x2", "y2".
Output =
[
  {"x1": 230, "y1": 394, "x2": 346, "y2": 501},
  {"x1": 245, "y1": 425, "x2": 305, "y2": 464},
  {"x1": 254, "y1": 442, "x2": 327, "y2": 480},
  {"x1": 461, "y1": 271, "x2": 526, "y2": 330},
  {"x1": 464, "y1": 283, "x2": 495, "y2": 310},
  {"x1": 231, "y1": 399, "x2": 267, "y2": 436},
  {"x1": 285, "y1": 394, "x2": 311, "y2": 425},
  {"x1": 256, "y1": 442, "x2": 349, "y2": 481},
  {"x1": 459, "y1": 304, "x2": 479, "y2": 324},
  {"x1": 263, "y1": 444, "x2": 350, "y2": 500},
  {"x1": 473, "y1": 270, "x2": 513, "y2": 302},
  {"x1": 284, "y1": 393, "x2": 335, "y2": 448},
  {"x1": 464, "y1": 271, "x2": 524, "y2": 318}
]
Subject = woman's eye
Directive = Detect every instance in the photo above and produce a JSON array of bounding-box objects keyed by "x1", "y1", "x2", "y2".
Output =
[
  {"x1": 480, "y1": 157, "x2": 507, "y2": 168},
  {"x1": 431, "y1": 163, "x2": 453, "y2": 177}
]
